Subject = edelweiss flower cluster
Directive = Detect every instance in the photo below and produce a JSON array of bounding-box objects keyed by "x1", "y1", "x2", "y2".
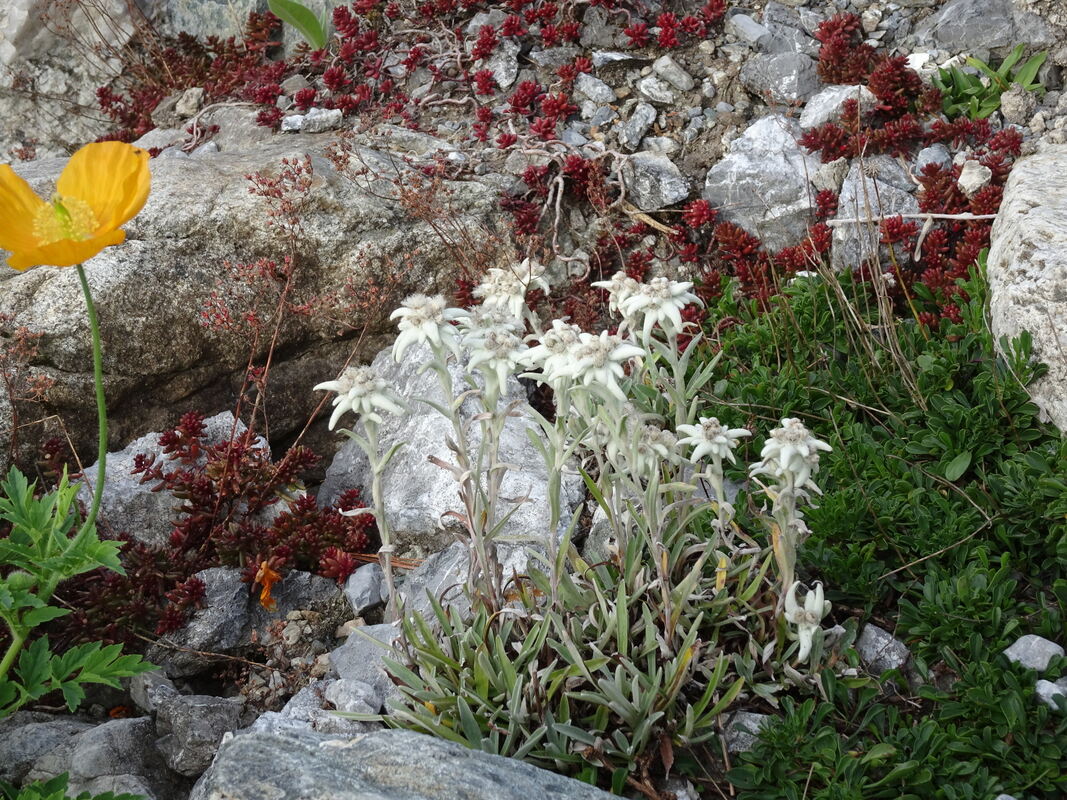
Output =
[
  {"x1": 390, "y1": 293, "x2": 465, "y2": 361},
  {"x1": 313, "y1": 365, "x2": 406, "y2": 429},
  {"x1": 592, "y1": 272, "x2": 700, "y2": 340},
  {"x1": 784, "y1": 581, "x2": 831, "y2": 662},
  {"x1": 750, "y1": 417, "x2": 832, "y2": 492},
  {"x1": 471, "y1": 259, "x2": 548, "y2": 318},
  {"x1": 676, "y1": 416, "x2": 751, "y2": 467}
]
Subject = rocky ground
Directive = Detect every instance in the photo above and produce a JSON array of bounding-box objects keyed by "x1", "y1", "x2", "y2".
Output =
[{"x1": 1, "y1": 0, "x2": 1066, "y2": 798}]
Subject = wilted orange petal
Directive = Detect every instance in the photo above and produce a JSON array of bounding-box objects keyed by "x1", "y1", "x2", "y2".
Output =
[
  {"x1": 56, "y1": 142, "x2": 150, "y2": 235},
  {"x1": 0, "y1": 165, "x2": 47, "y2": 254},
  {"x1": 6, "y1": 229, "x2": 126, "y2": 271},
  {"x1": 254, "y1": 561, "x2": 282, "y2": 612}
]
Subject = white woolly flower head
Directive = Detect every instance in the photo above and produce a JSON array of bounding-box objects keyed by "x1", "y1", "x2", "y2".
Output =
[
  {"x1": 522, "y1": 319, "x2": 583, "y2": 386},
  {"x1": 784, "y1": 580, "x2": 831, "y2": 663},
  {"x1": 617, "y1": 277, "x2": 701, "y2": 341},
  {"x1": 563, "y1": 331, "x2": 645, "y2": 404},
  {"x1": 466, "y1": 326, "x2": 526, "y2": 403},
  {"x1": 632, "y1": 424, "x2": 679, "y2": 476},
  {"x1": 313, "y1": 365, "x2": 406, "y2": 429},
  {"x1": 676, "y1": 417, "x2": 751, "y2": 466},
  {"x1": 749, "y1": 417, "x2": 832, "y2": 492},
  {"x1": 471, "y1": 259, "x2": 548, "y2": 318},
  {"x1": 390, "y1": 294, "x2": 465, "y2": 361},
  {"x1": 591, "y1": 270, "x2": 640, "y2": 317}
]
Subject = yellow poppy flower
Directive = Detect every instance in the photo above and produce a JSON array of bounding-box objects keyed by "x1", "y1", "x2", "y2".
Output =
[{"x1": 0, "y1": 141, "x2": 150, "y2": 271}]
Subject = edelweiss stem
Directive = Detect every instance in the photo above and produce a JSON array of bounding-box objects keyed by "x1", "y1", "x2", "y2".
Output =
[{"x1": 76, "y1": 264, "x2": 107, "y2": 539}]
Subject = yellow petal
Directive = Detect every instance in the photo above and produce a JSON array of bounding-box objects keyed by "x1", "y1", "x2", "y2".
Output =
[
  {"x1": 6, "y1": 229, "x2": 126, "y2": 271},
  {"x1": 56, "y1": 142, "x2": 150, "y2": 234},
  {"x1": 0, "y1": 164, "x2": 47, "y2": 254}
]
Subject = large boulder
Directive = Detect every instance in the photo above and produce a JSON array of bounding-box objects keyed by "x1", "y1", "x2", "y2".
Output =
[
  {"x1": 988, "y1": 145, "x2": 1067, "y2": 431},
  {"x1": 911, "y1": 0, "x2": 1055, "y2": 61},
  {"x1": 0, "y1": 134, "x2": 508, "y2": 470},
  {"x1": 189, "y1": 728, "x2": 618, "y2": 800},
  {"x1": 0, "y1": 0, "x2": 133, "y2": 158}
]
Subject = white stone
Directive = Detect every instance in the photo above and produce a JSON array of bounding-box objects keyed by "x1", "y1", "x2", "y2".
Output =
[
  {"x1": 636, "y1": 75, "x2": 676, "y2": 104},
  {"x1": 1035, "y1": 678, "x2": 1067, "y2": 711},
  {"x1": 857, "y1": 624, "x2": 910, "y2": 673},
  {"x1": 957, "y1": 160, "x2": 993, "y2": 196},
  {"x1": 799, "y1": 85, "x2": 878, "y2": 130},
  {"x1": 575, "y1": 72, "x2": 615, "y2": 103},
  {"x1": 1002, "y1": 634, "x2": 1064, "y2": 672},
  {"x1": 652, "y1": 55, "x2": 696, "y2": 91}
]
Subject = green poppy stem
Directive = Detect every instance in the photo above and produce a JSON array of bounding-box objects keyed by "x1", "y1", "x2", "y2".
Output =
[{"x1": 75, "y1": 264, "x2": 107, "y2": 539}]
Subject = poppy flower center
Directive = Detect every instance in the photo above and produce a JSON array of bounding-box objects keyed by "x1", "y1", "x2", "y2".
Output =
[{"x1": 33, "y1": 194, "x2": 97, "y2": 246}]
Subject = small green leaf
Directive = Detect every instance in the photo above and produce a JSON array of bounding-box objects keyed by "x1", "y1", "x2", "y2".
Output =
[
  {"x1": 944, "y1": 451, "x2": 972, "y2": 481},
  {"x1": 267, "y1": 0, "x2": 327, "y2": 50}
]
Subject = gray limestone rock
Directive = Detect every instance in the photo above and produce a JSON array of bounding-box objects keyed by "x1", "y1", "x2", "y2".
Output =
[
  {"x1": 78, "y1": 412, "x2": 265, "y2": 548},
  {"x1": 831, "y1": 159, "x2": 920, "y2": 270},
  {"x1": 250, "y1": 679, "x2": 373, "y2": 737},
  {"x1": 482, "y1": 38, "x2": 521, "y2": 90},
  {"x1": 724, "y1": 711, "x2": 771, "y2": 753},
  {"x1": 636, "y1": 75, "x2": 676, "y2": 105},
  {"x1": 344, "y1": 563, "x2": 387, "y2": 615},
  {"x1": 149, "y1": 567, "x2": 345, "y2": 677},
  {"x1": 129, "y1": 671, "x2": 178, "y2": 714},
  {"x1": 618, "y1": 103, "x2": 657, "y2": 150},
  {"x1": 397, "y1": 541, "x2": 532, "y2": 620},
  {"x1": 328, "y1": 623, "x2": 403, "y2": 710},
  {"x1": 189, "y1": 728, "x2": 618, "y2": 800},
  {"x1": 652, "y1": 55, "x2": 695, "y2": 91},
  {"x1": 856, "y1": 624, "x2": 910, "y2": 674},
  {"x1": 27, "y1": 716, "x2": 181, "y2": 800},
  {"x1": 1002, "y1": 634, "x2": 1065, "y2": 672},
  {"x1": 175, "y1": 87, "x2": 205, "y2": 118},
  {"x1": 799, "y1": 85, "x2": 877, "y2": 130},
  {"x1": 318, "y1": 343, "x2": 584, "y2": 556},
  {"x1": 760, "y1": 2, "x2": 819, "y2": 56},
  {"x1": 916, "y1": 144, "x2": 952, "y2": 172},
  {"x1": 1000, "y1": 84, "x2": 1039, "y2": 127},
  {"x1": 912, "y1": 0, "x2": 1054, "y2": 60},
  {"x1": 703, "y1": 115, "x2": 820, "y2": 252},
  {"x1": 726, "y1": 14, "x2": 770, "y2": 46},
  {"x1": 622, "y1": 152, "x2": 690, "y2": 211},
  {"x1": 155, "y1": 693, "x2": 246, "y2": 777},
  {"x1": 0, "y1": 137, "x2": 506, "y2": 473},
  {"x1": 739, "y1": 52, "x2": 821, "y2": 104},
  {"x1": 957, "y1": 160, "x2": 993, "y2": 196},
  {"x1": 0, "y1": 712, "x2": 94, "y2": 783},
  {"x1": 579, "y1": 6, "x2": 620, "y2": 49},
  {"x1": 1035, "y1": 677, "x2": 1067, "y2": 710},
  {"x1": 987, "y1": 146, "x2": 1067, "y2": 430},
  {"x1": 575, "y1": 72, "x2": 616, "y2": 103},
  {"x1": 300, "y1": 107, "x2": 344, "y2": 133}
]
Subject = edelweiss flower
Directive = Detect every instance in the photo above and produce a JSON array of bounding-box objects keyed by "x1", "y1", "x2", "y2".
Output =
[
  {"x1": 591, "y1": 270, "x2": 640, "y2": 317},
  {"x1": 564, "y1": 331, "x2": 645, "y2": 404},
  {"x1": 750, "y1": 418, "x2": 832, "y2": 491},
  {"x1": 617, "y1": 277, "x2": 701, "y2": 340},
  {"x1": 630, "y1": 424, "x2": 679, "y2": 476},
  {"x1": 0, "y1": 141, "x2": 150, "y2": 270},
  {"x1": 390, "y1": 294, "x2": 465, "y2": 361},
  {"x1": 522, "y1": 319, "x2": 583, "y2": 385},
  {"x1": 466, "y1": 326, "x2": 526, "y2": 401},
  {"x1": 314, "y1": 365, "x2": 406, "y2": 429},
  {"x1": 472, "y1": 258, "x2": 548, "y2": 318},
  {"x1": 676, "y1": 417, "x2": 751, "y2": 466},
  {"x1": 784, "y1": 581, "x2": 831, "y2": 663}
]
